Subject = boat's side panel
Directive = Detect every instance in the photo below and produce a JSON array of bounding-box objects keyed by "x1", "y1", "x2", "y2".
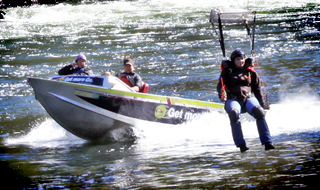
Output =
[{"x1": 77, "y1": 93, "x2": 210, "y2": 124}]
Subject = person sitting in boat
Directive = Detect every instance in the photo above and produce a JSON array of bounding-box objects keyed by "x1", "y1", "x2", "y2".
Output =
[
  {"x1": 58, "y1": 54, "x2": 94, "y2": 76},
  {"x1": 217, "y1": 49, "x2": 274, "y2": 153},
  {"x1": 105, "y1": 57, "x2": 143, "y2": 92}
]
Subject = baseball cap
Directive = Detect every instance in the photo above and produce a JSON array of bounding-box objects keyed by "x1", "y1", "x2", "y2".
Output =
[
  {"x1": 124, "y1": 57, "x2": 134, "y2": 66},
  {"x1": 76, "y1": 54, "x2": 87, "y2": 62}
]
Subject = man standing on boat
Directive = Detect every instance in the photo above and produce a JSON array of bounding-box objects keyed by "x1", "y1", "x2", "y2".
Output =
[
  {"x1": 217, "y1": 49, "x2": 275, "y2": 153},
  {"x1": 105, "y1": 57, "x2": 142, "y2": 92},
  {"x1": 58, "y1": 54, "x2": 94, "y2": 76}
]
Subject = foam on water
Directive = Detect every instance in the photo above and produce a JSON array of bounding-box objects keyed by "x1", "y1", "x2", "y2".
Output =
[
  {"x1": 0, "y1": 0, "x2": 316, "y2": 39},
  {"x1": 4, "y1": 118, "x2": 85, "y2": 148},
  {"x1": 133, "y1": 91, "x2": 320, "y2": 155},
  {"x1": 268, "y1": 92, "x2": 320, "y2": 136},
  {"x1": 4, "y1": 91, "x2": 319, "y2": 151}
]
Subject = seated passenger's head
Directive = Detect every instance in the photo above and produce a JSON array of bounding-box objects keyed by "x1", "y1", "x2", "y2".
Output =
[
  {"x1": 123, "y1": 57, "x2": 134, "y2": 73},
  {"x1": 75, "y1": 54, "x2": 87, "y2": 68}
]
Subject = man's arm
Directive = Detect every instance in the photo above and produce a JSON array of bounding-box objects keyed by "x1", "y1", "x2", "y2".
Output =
[{"x1": 58, "y1": 65, "x2": 74, "y2": 75}]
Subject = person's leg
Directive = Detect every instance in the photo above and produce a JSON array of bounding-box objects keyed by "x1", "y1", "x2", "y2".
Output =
[
  {"x1": 246, "y1": 97, "x2": 274, "y2": 150},
  {"x1": 226, "y1": 100, "x2": 248, "y2": 152}
]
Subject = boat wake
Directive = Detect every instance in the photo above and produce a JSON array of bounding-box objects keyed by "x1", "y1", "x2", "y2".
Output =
[
  {"x1": 133, "y1": 91, "x2": 320, "y2": 153},
  {"x1": 4, "y1": 119, "x2": 85, "y2": 148},
  {"x1": 4, "y1": 92, "x2": 320, "y2": 150}
]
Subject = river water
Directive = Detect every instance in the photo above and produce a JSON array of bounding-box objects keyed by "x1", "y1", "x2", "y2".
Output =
[{"x1": 1, "y1": 0, "x2": 320, "y2": 189}]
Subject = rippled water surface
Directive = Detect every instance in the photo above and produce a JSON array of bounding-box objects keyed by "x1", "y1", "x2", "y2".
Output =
[{"x1": 1, "y1": 0, "x2": 320, "y2": 189}]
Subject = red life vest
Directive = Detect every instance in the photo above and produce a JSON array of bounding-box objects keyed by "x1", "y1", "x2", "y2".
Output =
[
  {"x1": 120, "y1": 76, "x2": 133, "y2": 87},
  {"x1": 120, "y1": 76, "x2": 149, "y2": 93}
]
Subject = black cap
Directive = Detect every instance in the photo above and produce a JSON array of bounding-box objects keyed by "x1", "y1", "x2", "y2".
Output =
[{"x1": 230, "y1": 49, "x2": 245, "y2": 62}]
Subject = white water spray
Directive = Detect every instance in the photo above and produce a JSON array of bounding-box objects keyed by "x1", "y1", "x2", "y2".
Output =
[
  {"x1": 132, "y1": 92, "x2": 320, "y2": 153},
  {"x1": 5, "y1": 118, "x2": 84, "y2": 148},
  {"x1": 5, "y1": 91, "x2": 319, "y2": 150}
]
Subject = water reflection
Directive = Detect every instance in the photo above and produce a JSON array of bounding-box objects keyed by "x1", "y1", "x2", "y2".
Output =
[{"x1": 2, "y1": 118, "x2": 320, "y2": 189}]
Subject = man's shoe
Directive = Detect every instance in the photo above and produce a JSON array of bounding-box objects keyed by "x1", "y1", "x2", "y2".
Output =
[
  {"x1": 265, "y1": 142, "x2": 275, "y2": 150},
  {"x1": 239, "y1": 144, "x2": 249, "y2": 153}
]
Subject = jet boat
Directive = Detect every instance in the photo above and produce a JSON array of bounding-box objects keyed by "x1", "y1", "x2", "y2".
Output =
[{"x1": 28, "y1": 75, "x2": 224, "y2": 141}]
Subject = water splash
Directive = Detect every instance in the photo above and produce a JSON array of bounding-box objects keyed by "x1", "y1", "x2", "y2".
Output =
[
  {"x1": 132, "y1": 91, "x2": 320, "y2": 155},
  {"x1": 1, "y1": 0, "x2": 316, "y2": 39},
  {"x1": 268, "y1": 92, "x2": 320, "y2": 135},
  {"x1": 4, "y1": 89, "x2": 319, "y2": 153},
  {"x1": 4, "y1": 118, "x2": 85, "y2": 148}
]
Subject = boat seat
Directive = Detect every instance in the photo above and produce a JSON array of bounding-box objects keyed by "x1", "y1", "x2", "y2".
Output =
[
  {"x1": 139, "y1": 82, "x2": 149, "y2": 93},
  {"x1": 120, "y1": 75, "x2": 149, "y2": 93}
]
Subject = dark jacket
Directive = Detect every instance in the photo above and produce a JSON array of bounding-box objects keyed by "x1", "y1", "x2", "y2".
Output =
[
  {"x1": 58, "y1": 65, "x2": 94, "y2": 76},
  {"x1": 116, "y1": 71, "x2": 142, "y2": 88},
  {"x1": 217, "y1": 66, "x2": 265, "y2": 107}
]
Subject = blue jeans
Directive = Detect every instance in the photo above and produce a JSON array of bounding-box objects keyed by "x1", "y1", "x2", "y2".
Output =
[{"x1": 225, "y1": 97, "x2": 272, "y2": 147}]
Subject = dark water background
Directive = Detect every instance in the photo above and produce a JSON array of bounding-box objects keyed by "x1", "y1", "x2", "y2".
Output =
[{"x1": 1, "y1": 0, "x2": 320, "y2": 189}]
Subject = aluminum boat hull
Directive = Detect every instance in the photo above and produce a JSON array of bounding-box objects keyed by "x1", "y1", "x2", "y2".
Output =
[{"x1": 28, "y1": 76, "x2": 224, "y2": 141}]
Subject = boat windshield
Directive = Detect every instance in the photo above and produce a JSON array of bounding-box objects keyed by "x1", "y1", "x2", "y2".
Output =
[
  {"x1": 107, "y1": 76, "x2": 136, "y2": 92},
  {"x1": 52, "y1": 75, "x2": 136, "y2": 92}
]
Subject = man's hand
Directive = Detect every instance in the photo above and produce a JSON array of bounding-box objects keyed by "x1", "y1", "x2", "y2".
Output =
[
  {"x1": 132, "y1": 86, "x2": 139, "y2": 92},
  {"x1": 220, "y1": 89, "x2": 227, "y2": 102},
  {"x1": 263, "y1": 104, "x2": 270, "y2": 110}
]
